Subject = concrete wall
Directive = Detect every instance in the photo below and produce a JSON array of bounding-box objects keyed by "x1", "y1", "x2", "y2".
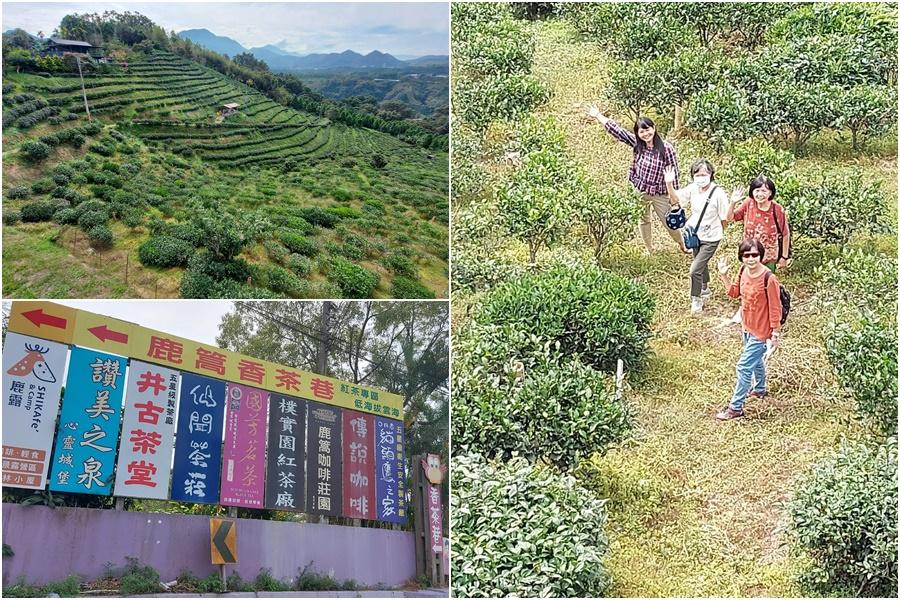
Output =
[{"x1": 1, "y1": 504, "x2": 415, "y2": 588}]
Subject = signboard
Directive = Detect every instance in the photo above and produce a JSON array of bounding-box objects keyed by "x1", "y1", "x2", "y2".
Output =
[
  {"x1": 375, "y1": 417, "x2": 406, "y2": 524},
  {"x1": 210, "y1": 518, "x2": 237, "y2": 564},
  {"x1": 342, "y1": 410, "x2": 375, "y2": 520},
  {"x1": 423, "y1": 454, "x2": 446, "y2": 553},
  {"x1": 2, "y1": 332, "x2": 68, "y2": 489},
  {"x1": 113, "y1": 361, "x2": 179, "y2": 498},
  {"x1": 220, "y1": 383, "x2": 268, "y2": 508},
  {"x1": 306, "y1": 401, "x2": 342, "y2": 516},
  {"x1": 265, "y1": 393, "x2": 305, "y2": 511},
  {"x1": 49, "y1": 347, "x2": 127, "y2": 495},
  {"x1": 170, "y1": 373, "x2": 226, "y2": 504},
  {"x1": 6, "y1": 301, "x2": 404, "y2": 420}
]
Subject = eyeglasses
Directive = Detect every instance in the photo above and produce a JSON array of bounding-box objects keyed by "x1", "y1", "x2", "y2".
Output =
[{"x1": 743, "y1": 252, "x2": 760, "y2": 258}]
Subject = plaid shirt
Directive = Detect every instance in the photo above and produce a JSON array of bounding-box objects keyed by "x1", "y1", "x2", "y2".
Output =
[{"x1": 606, "y1": 120, "x2": 679, "y2": 195}]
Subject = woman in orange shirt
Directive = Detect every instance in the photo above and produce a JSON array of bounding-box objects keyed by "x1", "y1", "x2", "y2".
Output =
[{"x1": 715, "y1": 239, "x2": 783, "y2": 420}]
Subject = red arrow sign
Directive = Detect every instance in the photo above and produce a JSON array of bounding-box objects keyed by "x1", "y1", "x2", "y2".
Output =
[
  {"x1": 88, "y1": 325, "x2": 129, "y2": 344},
  {"x1": 22, "y1": 309, "x2": 68, "y2": 329}
]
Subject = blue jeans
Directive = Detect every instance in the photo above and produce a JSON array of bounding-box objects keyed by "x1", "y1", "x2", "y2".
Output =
[{"x1": 730, "y1": 332, "x2": 767, "y2": 411}]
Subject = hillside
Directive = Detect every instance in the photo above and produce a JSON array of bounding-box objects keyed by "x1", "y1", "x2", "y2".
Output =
[{"x1": 2, "y1": 50, "x2": 448, "y2": 299}]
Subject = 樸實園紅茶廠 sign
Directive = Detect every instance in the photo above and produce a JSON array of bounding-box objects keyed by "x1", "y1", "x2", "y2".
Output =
[
  {"x1": 113, "y1": 360, "x2": 180, "y2": 499},
  {"x1": 2, "y1": 332, "x2": 69, "y2": 490},
  {"x1": 170, "y1": 373, "x2": 226, "y2": 503},
  {"x1": 49, "y1": 347, "x2": 127, "y2": 495},
  {"x1": 220, "y1": 383, "x2": 269, "y2": 508},
  {"x1": 265, "y1": 393, "x2": 306, "y2": 511}
]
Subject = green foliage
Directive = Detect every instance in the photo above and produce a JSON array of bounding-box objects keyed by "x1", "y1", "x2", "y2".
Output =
[
  {"x1": 327, "y1": 257, "x2": 379, "y2": 299},
  {"x1": 119, "y1": 557, "x2": 161, "y2": 595},
  {"x1": 451, "y1": 454, "x2": 611, "y2": 598},
  {"x1": 391, "y1": 276, "x2": 435, "y2": 299},
  {"x1": 2, "y1": 544, "x2": 12, "y2": 557},
  {"x1": 721, "y1": 138, "x2": 795, "y2": 190},
  {"x1": 20, "y1": 140, "x2": 51, "y2": 163},
  {"x1": 53, "y1": 208, "x2": 78, "y2": 225},
  {"x1": 226, "y1": 571, "x2": 254, "y2": 592},
  {"x1": 138, "y1": 236, "x2": 194, "y2": 268},
  {"x1": 294, "y1": 565, "x2": 354, "y2": 591},
  {"x1": 474, "y1": 262, "x2": 655, "y2": 373},
  {"x1": 381, "y1": 253, "x2": 417, "y2": 278},
  {"x1": 575, "y1": 181, "x2": 643, "y2": 262},
  {"x1": 87, "y1": 225, "x2": 114, "y2": 249},
  {"x1": 5, "y1": 185, "x2": 30, "y2": 200},
  {"x1": 685, "y1": 85, "x2": 755, "y2": 149},
  {"x1": 788, "y1": 439, "x2": 897, "y2": 597},
  {"x1": 253, "y1": 568, "x2": 290, "y2": 592},
  {"x1": 815, "y1": 248, "x2": 897, "y2": 317},
  {"x1": 782, "y1": 170, "x2": 889, "y2": 243},
  {"x1": 20, "y1": 201, "x2": 55, "y2": 222},
  {"x1": 3, "y1": 210, "x2": 22, "y2": 226},
  {"x1": 190, "y1": 209, "x2": 247, "y2": 260},
  {"x1": 286, "y1": 253, "x2": 313, "y2": 277},
  {"x1": 43, "y1": 575, "x2": 81, "y2": 598},
  {"x1": 78, "y1": 210, "x2": 109, "y2": 231},
  {"x1": 3, "y1": 577, "x2": 44, "y2": 598},
  {"x1": 279, "y1": 232, "x2": 319, "y2": 256},
  {"x1": 833, "y1": 85, "x2": 898, "y2": 149},
  {"x1": 297, "y1": 206, "x2": 338, "y2": 228},
  {"x1": 264, "y1": 265, "x2": 303, "y2": 295}
]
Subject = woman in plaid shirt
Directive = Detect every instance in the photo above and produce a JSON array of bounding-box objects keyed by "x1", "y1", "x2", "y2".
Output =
[{"x1": 586, "y1": 106, "x2": 689, "y2": 255}]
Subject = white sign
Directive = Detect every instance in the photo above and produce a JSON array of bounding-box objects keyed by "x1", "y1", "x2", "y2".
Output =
[
  {"x1": 2, "y1": 332, "x2": 69, "y2": 489},
  {"x1": 113, "y1": 360, "x2": 180, "y2": 498}
]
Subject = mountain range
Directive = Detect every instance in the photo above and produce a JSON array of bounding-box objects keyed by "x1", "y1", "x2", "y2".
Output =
[{"x1": 177, "y1": 29, "x2": 448, "y2": 71}]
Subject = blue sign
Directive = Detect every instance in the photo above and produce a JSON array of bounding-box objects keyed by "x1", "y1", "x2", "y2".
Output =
[
  {"x1": 374, "y1": 416, "x2": 406, "y2": 524},
  {"x1": 48, "y1": 347, "x2": 127, "y2": 495},
  {"x1": 169, "y1": 373, "x2": 226, "y2": 503}
]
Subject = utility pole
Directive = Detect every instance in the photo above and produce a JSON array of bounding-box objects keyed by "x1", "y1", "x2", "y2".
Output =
[
  {"x1": 76, "y1": 56, "x2": 92, "y2": 121},
  {"x1": 317, "y1": 301, "x2": 331, "y2": 376}
]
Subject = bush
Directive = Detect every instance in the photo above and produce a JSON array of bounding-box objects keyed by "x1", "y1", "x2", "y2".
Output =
[
  {"x1": 3, "y1": 210, "x2": 22, "y2": 225},
  {"x1": 87, "y1": 225, "x2": 113, "y2": 249},
  {"x1": 119, "y1": 557, "x2": 161, "y2": 596},
  {"x1": 264, "y1": 240, "x2": 289, "y2": 264},
  {"x1": 721, "y1": 137, "x2": 795, "y2": 190},
  {"x1": 5, "y1": 185, "x2": 30, "y2": 200},
  {"x1": 783, "y1": 170, "x2": 889, "y2": 243},
  {"x1": 20, "y1": 201, "x2": 55, "y2": 222},
  {"x1": 381, "y1": 253, "x2": 417, "y2": 278},
  {"x1": 328, "y1": 258, "x2": 379, "y2": 299},
  {"x1": 453, "y1": 322, "x2": 632, "y2": 468},
  {"x1": 391, "y1": 277, "x2": 435, "y2": 299},
  {"x1": 42, "y1": 575, "x2": 81, "y2": 598},
  {"x1": 279, "y1": 232, "x2": 319, "y2": 256},
  {"x1": 20, "y1": 140, "x2": 51, "y2": 163},
  {"x1": 451, "y1": 454, "x2": 611, "y2": 598},
  {"x1": 815, "y1": 248, "x2": 896, "y2": 317},
  {"x1": 31, "y1": 178, "x2": 54, "y2": 194},
  {"x1": 253, "y1": 568, "x2": 290, "y2": 592},
  {"x1": 286, "y1": 253, "x2": 314, "y2": 277},
  {"x1": 138, "y1": 236, "x2": 194, "y2": 268},
  {"x1": 123, "y1": 208, "x2": 145, "y2": 229},
  {"x1": 788, "y1": 439, "x2": 897, "y2": 597},
  {"x1": 78, "y1": 210, "x2": 109, "y2": 231},
  {"x1": 265, "y1": 265, "x2": 303, "y2": 295},
  {"x1": 53, "y1": 208, "x2": 78, "y2": 225},
  {"x1": 474, "y1": 262, "x2": 655, "y2": 372},
  {"x1": 298, "y1": 207, "x2": 339, "y2": 228},
  {"x1": 825, "y1": 310, "x2": 897, "y2": 435}
]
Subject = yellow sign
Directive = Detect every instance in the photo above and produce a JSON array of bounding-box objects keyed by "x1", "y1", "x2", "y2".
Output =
[
  {"x1": 7, "y1": 302, "x2": 76, "y2": 345},
  {"x1": 7, "y1": 301, "x2": 404, "y2": 419},
  {"x1": 210, "y1": 518, "x2": 237, "y2": 564}
]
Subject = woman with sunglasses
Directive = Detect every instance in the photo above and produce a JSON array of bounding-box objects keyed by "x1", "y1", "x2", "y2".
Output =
[
  {"x1": 586, "y1": 105, "x2": 689, "y2": 255},
  {"x1": 714, "y1": 239, "x2": 783, "y2": 421}
]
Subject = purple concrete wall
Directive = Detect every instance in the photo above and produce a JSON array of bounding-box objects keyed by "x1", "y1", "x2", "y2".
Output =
[{"x1": 1, "y1": 504, "x2": 415, "y2": 587}]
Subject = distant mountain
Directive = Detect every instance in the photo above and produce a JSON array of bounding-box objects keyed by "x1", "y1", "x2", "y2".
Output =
[
  {"x1": 405, "y1": 55, "x2": 450, "y2": 67},
  {"x1": 177, "y1": 29, "x2": 246, "y2": 57}
]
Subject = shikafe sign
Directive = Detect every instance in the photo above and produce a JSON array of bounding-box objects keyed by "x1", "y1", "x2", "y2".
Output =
[{"x1": 2, "y1": 301, "x2": 407, "y2": 524}]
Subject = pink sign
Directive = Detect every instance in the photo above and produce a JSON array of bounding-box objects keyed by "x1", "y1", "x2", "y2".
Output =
[
  {"x1": 220, "y1": 383, "x2": 268, "y2": 507},
  {"x1": 428, "y1": 483, "x2": 442, "y2": 554},
  {"x1": 342, "y1": 410, "x2": 375, "y2": 519}
]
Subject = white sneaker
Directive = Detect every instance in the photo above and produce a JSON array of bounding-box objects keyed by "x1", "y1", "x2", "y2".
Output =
[
  {"x1": 730, "y1": 307, "x2": 742, "y2": 324},
  {"x1": 700, "y1": 286, "x2": 712, "y2": 299},
  {"x1": 691, "y1": 296, "x2": 703, "y2": 314}
]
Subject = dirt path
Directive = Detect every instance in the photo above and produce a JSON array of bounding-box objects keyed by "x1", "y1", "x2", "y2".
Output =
[{"x1": 528, "y1": 21, "x2": 860, "y2": 596}]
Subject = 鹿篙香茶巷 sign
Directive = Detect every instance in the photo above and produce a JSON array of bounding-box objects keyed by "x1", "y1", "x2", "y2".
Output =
[
  {"x1": 2, "y1": 332, "x2": 69, "y2": 490},
  {"x1": 113, "y1": 361, "x2": 180, "y2": 499},
  {"x1": 49, "y1": 347, "x2": 127, "y2": 495},
  {"x1": 170, "y1": 373, "x2": 226, "y2": 503}
]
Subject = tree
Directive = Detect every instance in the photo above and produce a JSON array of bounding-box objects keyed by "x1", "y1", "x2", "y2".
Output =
[
  {"x1": 233, "y1": 52, "x2": 269, "y2": 72},
  {"x1": 4, "y1": 47, "x2": 35, "y2": 72},
  {"x1": 3, "y1": 28, "x2": 35, "y2": 51},
  {"x1": 834, "y1": 85, "x2": 898, "y2": 150}
]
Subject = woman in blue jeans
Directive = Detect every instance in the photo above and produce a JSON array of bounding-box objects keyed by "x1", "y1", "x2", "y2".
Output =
[{"x1": 715, "y1": 239, "x2": 783, "y2": 420}]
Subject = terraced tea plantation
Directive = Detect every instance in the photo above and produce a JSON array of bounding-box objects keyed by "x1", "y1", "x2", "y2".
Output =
[{"x1": 2, "y1": 51, "x2": 448, "y2": 299}]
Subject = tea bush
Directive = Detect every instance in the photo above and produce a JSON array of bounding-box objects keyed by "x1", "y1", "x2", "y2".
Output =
[
  {"x1": 286, "y1": 253, "x2": 314, "y2": 277},
  {"x1": 473, "y1": 262, "x2": 655, "y2": 373},
  {"x1": 788, "y1": 438, "x2": 897, "y2": 597},
  {"x1": 5, "y1": 185, "x2": 30, "y2": 200},
  {"x1": 139, "y1": 236, "x2": 194, "y2": 268},
  {"x1": 87, "y1": 224, "x2": 114, "y2": 249},
  {"x1": 20, "y1": 140, "x2": 51, "y2": 163},
  {"x1": 53, "y1": 208, "x2": 78, "y2": 225},
  {"x1": 328, "y1": 257, "x2": 379, "y2": 299},
  {"x1": 20, "y1": 201, "x2": 55, "y2": 222},
  {"x1": 78, "y1": 210, "x2": 109, "y2": 231},
  {"x1": 451, "y1": 454, "x2": 611, "y2": 598},
  {"x1": 391, "y1": 276, "x2": 435, "y2": 299},
  {"x1": 3, "y1": 210, "x2": 22, "y2": 226}
]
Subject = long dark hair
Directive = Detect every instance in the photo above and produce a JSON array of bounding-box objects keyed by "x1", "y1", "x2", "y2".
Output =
[{"x1": 633, "y1": 116, "x2": 667, "y2": 159}]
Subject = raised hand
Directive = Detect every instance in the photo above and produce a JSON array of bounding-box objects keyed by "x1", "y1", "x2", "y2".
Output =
[
  {"x1": 717, "y1": 256, "x2": 729, "y2": 274},
  {"x1": 664, "y1": 165, "x2": 677, "y2": 184},
  {"x1": 730, "y1": 187, "x2": 745, "y2": 204},
  {"x1": 585, "y1": 104, "x2": 608, "y2": 124}
]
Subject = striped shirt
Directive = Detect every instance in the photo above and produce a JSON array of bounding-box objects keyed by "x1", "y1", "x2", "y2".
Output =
[{"x1": 605, "y1": 120, "x2": 679, "y2": 195}]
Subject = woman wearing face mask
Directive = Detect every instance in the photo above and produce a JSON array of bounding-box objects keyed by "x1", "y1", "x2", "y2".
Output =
[
  {"x1": 663, "y1": 160, "x2": 733, "y2": 313},
  {"x1": 714, "y1": 239, "x2": 783, "y2": 421},
  {"x1": 586, "y1": 105, "x2": 688, "y2": 255},
  {"x1": 727, "y1": 175, "x2": 791, "y2": 272}
]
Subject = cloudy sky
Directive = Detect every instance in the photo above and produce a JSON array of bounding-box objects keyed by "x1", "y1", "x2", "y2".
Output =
[{"x1": 1, "y1": 1, "x2": 448, "y2": 56}]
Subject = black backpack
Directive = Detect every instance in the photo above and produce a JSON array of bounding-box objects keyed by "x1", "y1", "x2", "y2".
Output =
[{"x1": 738, "y1": 267, "x2": 791, "y2": 325}]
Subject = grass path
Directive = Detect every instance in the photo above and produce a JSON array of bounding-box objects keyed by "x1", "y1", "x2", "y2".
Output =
[{"x1": 526, "y1": 21, "x2": 888, "y2": 596}]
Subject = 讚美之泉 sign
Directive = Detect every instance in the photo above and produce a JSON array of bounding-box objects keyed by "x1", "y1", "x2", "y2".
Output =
[
  {"x1": 342, "y1": 410, "x2": 375, "y2": 520},
  {"x1": 220, "y1": 383, "x2": 268, "y2": 508},
  {"x1": 375, "y1": 416, "x2": 406, "y2": 524},
  {"x1": 2, "y1": 332, "x2": 68, "y2": 490},
  {"x1": 306, "y1": 401, "x2": 342, "y2": 516},
  {"x1": 265, "y1": 393, "x2": 306, "y2": 511},
  {"x1": 170, "y1": 373, "x2": 226, "y2": 503},
  {"x1": 113, "y1": 361, "x2": 179, "y2": 498},
  {"x1": 49, "y1": 347, "x2": 127, "y2": 495}
]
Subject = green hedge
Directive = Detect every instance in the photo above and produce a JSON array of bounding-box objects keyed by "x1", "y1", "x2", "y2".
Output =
[
  {"x1": 328, "y1": 258, "x2": 379, "y2": 299},
  {"x1": 451, "y1": 454, "x2": 611, "y2": 598},
  {"x1": 138, "y1": 236, "x2": 195, "y2": 268}
]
